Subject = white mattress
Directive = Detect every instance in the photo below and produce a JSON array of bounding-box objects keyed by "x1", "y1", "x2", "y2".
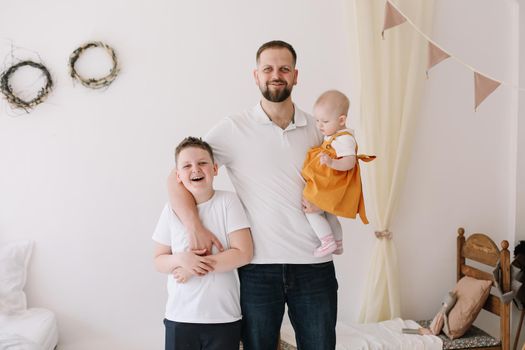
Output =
[
  {"x1": 0, "y1": 308, "x2": 58, "y2": 350},
  {"x1": 281, "y1": 318, "x2": 442, "y2": 350}
]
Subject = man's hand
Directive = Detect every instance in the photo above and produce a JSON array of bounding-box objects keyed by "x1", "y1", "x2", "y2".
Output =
[
  {"x1": 319, "y1": 153, "x2": 332, "y2": 167},
  {"x1": 178, "y1": 249, "x2": 215, "y2": 275},
  {"x1": 172, "y1": 267, "x2": 193, "y2": 283},
  {"x1": 302, "y1": 197, "x2": 322, "y2": 214},
  {"x1": 167, "y1": 168, "x2": 225, "y2": 254},
  {"x1": 167, "y1": 168, "x2": 178, "y2": 188},
  {"x1": 189, "y1": 225, "x2": 224, "y2": 254}
]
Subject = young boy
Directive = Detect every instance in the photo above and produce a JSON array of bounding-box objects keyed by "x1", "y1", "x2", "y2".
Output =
[{"x1": 153, "y1": 137, "x2": 253, "y2": 350}]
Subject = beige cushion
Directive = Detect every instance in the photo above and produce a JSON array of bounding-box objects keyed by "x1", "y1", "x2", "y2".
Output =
[{"x1": 444, "y1": 276, "x2": 492, "y2": 339}]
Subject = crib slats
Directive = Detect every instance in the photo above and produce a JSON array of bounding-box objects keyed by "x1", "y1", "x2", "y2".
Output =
[
  {"x1": 456, "y1": 227, "x2": 511, "y2": 349},
  {"x1": 462, "y1": 233, "x2": 500, "y2": 267},
  {"x1": 483, "y1": 294, "x2": 501, "y2": 316},
  {"x1": 460, "y1": 264, "x2": 494, "y2": 283}
]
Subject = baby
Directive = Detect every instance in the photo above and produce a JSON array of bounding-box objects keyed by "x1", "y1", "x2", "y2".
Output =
[{"x1": 301, "y1": 90, "x2": 375, "y2": 257}]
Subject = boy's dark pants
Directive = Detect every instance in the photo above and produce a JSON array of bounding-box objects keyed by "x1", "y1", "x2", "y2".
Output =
[{"x1": 164, "y1": 319, "x2": 241, "y2": 350}]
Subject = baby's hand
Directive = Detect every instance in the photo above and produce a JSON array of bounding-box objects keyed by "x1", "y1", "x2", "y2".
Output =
[
  {"x1": 320, "y1": 153, "x2": 332, "y2": 167},
  {"x1": 173, "y1": 267, "x2": 193, "y2": 284}
]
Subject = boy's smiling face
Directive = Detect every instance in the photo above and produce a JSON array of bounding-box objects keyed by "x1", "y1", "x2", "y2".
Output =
[{"x1": 176, "y1": 147, "x2": 217, "y2": 203}]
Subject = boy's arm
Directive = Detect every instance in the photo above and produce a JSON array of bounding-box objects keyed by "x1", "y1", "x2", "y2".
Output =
[
  {"x1": 207, "y1": 228, "x2": 253, "y2": 273},
  {"x1": 167, "y1": 169, "x2": 224, "y2": 254},
  {"x1": 153, "y1": 243, "x2": 215, "y2": 275},
  {"x1": 320, "y1": 154, "x2": 356, "y2": 171}
]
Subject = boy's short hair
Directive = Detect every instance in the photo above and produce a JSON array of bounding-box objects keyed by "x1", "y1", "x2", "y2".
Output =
[
  {"x1": 256, "y1": 40, "x2": 297, "y2": 66},
  {"x1": 175, "y1": 137, "x2": 214, "y2": 164},
  {"x1": 315, "y1": 90, "x2": 350, "y2": 117}
]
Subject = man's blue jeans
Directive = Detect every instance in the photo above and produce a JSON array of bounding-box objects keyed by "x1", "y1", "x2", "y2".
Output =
[{"x1": 238, "y1": 262, "x2": 338, "y2": 350}]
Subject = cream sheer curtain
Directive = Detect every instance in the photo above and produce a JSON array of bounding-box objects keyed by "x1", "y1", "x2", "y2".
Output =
[{"x1": 353, "y1": 0, "x2": 434, "y2": 323}]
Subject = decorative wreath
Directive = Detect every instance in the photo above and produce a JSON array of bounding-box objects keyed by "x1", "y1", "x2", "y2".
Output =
[
  {"x1": 69, "y1": 41, "x2": 119, "y2": 89},
  {"x1": 0, "y1": 60, "x2": 53, "y2": 111}
]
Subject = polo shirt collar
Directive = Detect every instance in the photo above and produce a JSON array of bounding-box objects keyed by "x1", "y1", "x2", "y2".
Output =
[{"x1": 252, "y1": 101, "x2": 307, "y2": 128}]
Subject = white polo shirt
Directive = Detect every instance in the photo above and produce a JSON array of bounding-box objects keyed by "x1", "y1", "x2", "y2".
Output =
[{"x1": 205, "y1": 102, "x2": 342, "y2": 264}]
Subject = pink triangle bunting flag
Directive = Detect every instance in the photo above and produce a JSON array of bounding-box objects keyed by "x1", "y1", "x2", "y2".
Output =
[
  {"x1": 382, "y1": 1, "x2": 407, "y2": 39},
  {"x1": 426, "y1": 42, "x2": 450, "y2": 78},
  {"x1": 474, "y1": 72, "x2": 501, "y2": 111}
]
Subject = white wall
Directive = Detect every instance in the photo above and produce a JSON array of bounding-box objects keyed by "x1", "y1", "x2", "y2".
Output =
[
  {"x1": 0, "y1": 0, "x2": 520, "y2": 349},
  {"x1": 393, "y1": 0, "x2": 520, "y2": 336},
  {"x1": 515, "y1": 0, "x2": 525, "y2": 345},
  {"x1": 518, "y1": 0, "x2": 525, "y2": 261},
  {"x1": 0, "y1": 1, "x2": 357, "y2": 349},
  {"x1": 516, "y1": 0, "x2": 525, "y2": 258}
]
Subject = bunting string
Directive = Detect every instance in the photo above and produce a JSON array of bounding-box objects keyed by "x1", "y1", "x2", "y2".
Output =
[{"x1": 382, "y1": 0, "x2": 524, "y2": 110}]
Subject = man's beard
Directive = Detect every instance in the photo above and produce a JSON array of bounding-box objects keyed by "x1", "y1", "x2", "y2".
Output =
[{"x1": 260, "y1": 80, "x2": 293, "y2": 103}]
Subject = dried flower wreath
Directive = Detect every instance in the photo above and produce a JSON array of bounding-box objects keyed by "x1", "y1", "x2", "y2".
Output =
[
  {"x1": 0, "y1": 60, "x2": 53, "y2": 111},
  {"x1": 69, "y1": 41, "x2": 119, "y2": 89}
]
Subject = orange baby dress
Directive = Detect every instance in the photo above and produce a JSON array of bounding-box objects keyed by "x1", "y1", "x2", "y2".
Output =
[{"x1": 301, "y1": 131, "x2": 375, "y2": 224}]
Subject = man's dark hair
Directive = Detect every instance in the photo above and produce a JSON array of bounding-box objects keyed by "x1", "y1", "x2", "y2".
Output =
[
  {"x1": 175, "y1": 136, "x2": 214, "y2": 164},
  {"x1": 256, "y1": 40, "x2": 297, "y2": 66}
]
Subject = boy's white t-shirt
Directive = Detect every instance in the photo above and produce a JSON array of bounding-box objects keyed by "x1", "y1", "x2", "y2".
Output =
[
  {"x1": 327, "y1": 128, "x2": 357, "y2": 157},
  {"x1": 152, "y1": 190, "x2": 250, "y2": 323}
]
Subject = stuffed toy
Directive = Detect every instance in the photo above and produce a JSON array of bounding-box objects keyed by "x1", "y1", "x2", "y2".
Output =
[
  {"x1": 429, "y1": 291, "x2": 457, "y2": 335},
  {"x1": 402, "y1": 291, "x2": 457, "y2": 336}
]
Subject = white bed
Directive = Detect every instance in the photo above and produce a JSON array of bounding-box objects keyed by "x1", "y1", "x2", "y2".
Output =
[
  {"x1": 280, "y1": 318, "x2": 442, "y2": 350},
  {"x1": 0, "y1": 240, "x2": 59, "y2": 350},
  {"x1": 0, "y1": 308, "x2": 58, "y2": 350}
]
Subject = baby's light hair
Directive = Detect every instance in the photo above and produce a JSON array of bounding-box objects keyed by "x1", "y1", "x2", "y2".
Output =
[{"x1": 315, "y1": 90, "x2": 350, "y2": 117}]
